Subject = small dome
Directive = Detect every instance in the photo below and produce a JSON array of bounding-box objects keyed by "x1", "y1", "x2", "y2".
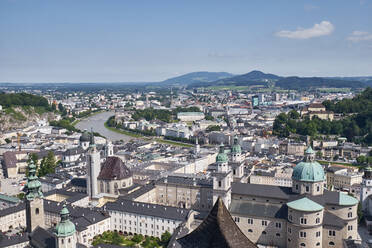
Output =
[
  {"x1": 216, "y1": 144, "x2": 228, "y2": 163},
  {"x1": 292, "y1": 161, "x2": 325, "y2": 182},
  {"x1": 55, "y1": 205, "x2": 76, "y2": 237},
  {"x1": 80, "y1": 130, "x2": 90, "y2": 142},
  {"x1": 231, "y1": 136, "x2": 241, "y2": 154}
]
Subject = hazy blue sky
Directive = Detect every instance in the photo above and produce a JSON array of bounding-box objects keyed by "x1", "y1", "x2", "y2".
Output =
[{"x1": 1, "y1": 0, "x2": 371, "y2": 82}]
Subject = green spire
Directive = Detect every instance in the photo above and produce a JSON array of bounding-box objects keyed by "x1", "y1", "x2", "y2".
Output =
[
  {"x1": 55, "y1": 204, "x2": 76, "y2": 237},
  {"x1": 231, "y1": 136, "x2": 241, "y2": 154},
  {"x1": 25, "y1": 161, "x2": 43, "y2": 201},
  {"x1": 216, "y1": 143, "x2": 228, "y2": 163}
]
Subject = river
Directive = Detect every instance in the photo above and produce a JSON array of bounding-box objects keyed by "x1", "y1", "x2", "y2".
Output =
[{"x1": 75, "y1": 111, "x2": 132, "y2": 142}]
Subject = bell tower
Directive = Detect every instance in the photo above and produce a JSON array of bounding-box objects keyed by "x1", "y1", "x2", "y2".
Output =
[
  {"x1": 86, "y1": 129, "x2": 100, "y2": 199},
  {"x1": 25, "y1": 160, "x2": 45, "y2": 233}
]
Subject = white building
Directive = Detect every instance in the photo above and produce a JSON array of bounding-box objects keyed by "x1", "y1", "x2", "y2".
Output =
[{"x1": 177, "y1": 112, "x2": 205, "y2": 122}]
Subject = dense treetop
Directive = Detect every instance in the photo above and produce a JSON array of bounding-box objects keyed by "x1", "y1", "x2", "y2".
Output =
[{"x1": 0, "y1": 93, "x2": 50, "y2": 108}]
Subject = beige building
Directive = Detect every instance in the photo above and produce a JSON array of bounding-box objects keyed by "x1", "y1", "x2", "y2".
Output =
[
  {"x1": 301, "y1": 103, "x2": 334, "y2": 121},
  {"x1": 326, "y1": 166, "x2": 363, "y2": 189},
  {"x1": 229, "y1": 147, "x2": 359, "y2": 248}
]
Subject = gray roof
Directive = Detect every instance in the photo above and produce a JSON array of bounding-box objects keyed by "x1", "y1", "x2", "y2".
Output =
[
  {"x1": 29, "y1": 226, "x2": 56, "y2": 248},
  {"x1": 232, "y1": 182, "x2": 292, "y2": 200},
  {"x1": 323, "y1": 211, "x2": 347, "y2": 229},
  {"x1": 174, "y1": 198, "x2": 257, "y2": 248},
  {"x1": 0, "y1": 233, "x2": 29, "y2": 247},
  {"x1": 0, "y1": 203, "x2": 25, "y2": 217},
  {"x1": 230, "y1": 199, "x2": 287, "y2": 219},
  {"x1": 105, "y1": 199, "x2": 190, "y2": 221}
]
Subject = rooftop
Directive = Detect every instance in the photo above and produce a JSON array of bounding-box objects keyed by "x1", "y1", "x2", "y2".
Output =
[{"x1": 287, "y1": 197, "x2": 324, "y2": 212}]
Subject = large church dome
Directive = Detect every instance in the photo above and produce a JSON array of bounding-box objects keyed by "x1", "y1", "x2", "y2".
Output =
[{"x1": 292, "y1": 147, "x2": 325, "y2": 182}]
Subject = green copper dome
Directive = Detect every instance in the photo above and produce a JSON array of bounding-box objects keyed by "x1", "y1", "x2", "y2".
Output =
[
  {"x1": 55, "y1": 205, "x2": 76, "y2": 237},
  {"x1": 231, "y1": 136, "x2": 241, "y2": 154},
  {"x1": 292, "y1": 146, "x2": 325, "y2": 182},
  {"x1": 216, "y1": 144, "x2": 228, "y2": 163},
  {"x1": 287, "y1": 197, "x2": 324, "y2": 212}
]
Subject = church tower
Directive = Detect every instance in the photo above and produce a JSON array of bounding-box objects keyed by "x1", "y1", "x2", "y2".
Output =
[
  {"x1": 231, "y1": 136, "x2": 242, "y2": 163},
  {"x1": 361, "y1": 166, "x2": 372, "y2": 211},
  {"x1": 25, "y1": 160, "x2": 45, "y2": 233},
  {"x1": 105, "y1": 140, "x2": 114, "y2": 158},
  {"x1": 86, "y1": 130, "x2": 100, "y2": 199},
  {"x1": 54, "y1": 204, "x2": 77, "y2": 248},
  {"x1": 212, "y1": 144, "x2": 232, "y2": 208}
]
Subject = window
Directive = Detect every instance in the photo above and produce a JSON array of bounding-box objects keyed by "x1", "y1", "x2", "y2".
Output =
[
  {"x1": 218, "y1": 181, "x2": 222, "y2": 187},
  {"x1": 316, "y1": 218, "x2": 320, "y2": 224},
  {"x1": 276, "y1": 222, "x2": 282, "y2": 228},
  {"x1": 262, "y1": 220, "x2": 267, "y2": 226},
  {"x1": 288, "y1": 227, "x2": 291, "y2": 233},
  {"x1": 288, "y1": 238, "x2": 291, "y2": 242},
  {"x1": 296, "y1": 184, "x2": 298, "y2": 190},
  {"x1": 35, "y1": 208, "x2": 39, "y2": 215},
  {"x1": 348, "y1": 225, "x2": 353, "y2": 231},
  {"x1": 348, "y1": 212, "x2": 352, "y2": 218},
  {"x1": 300, "y1": 218, "x2": 307, "y2": 224},
  {"x1": 234, "y1": 217, "x2": 240, "y2": 222},
  {"x1": 248, "y1": 229, "x2": 253, "y2": 233},
  {"x1": 248, "y1": 219, "x2": 253, "y2": 224},
  {"x1": 300, "y1": 243, "x2": 306, "y2": 247},
  {"x1": 329, "y1": 230, "x2": 336, "y2": 236},
  {"x1": 68, "y1": 238, "x2": 71, "y2": 243},
  {"x1": 317, "y1": 185, "x2": 320, "y2": 191},
  {"x1": 288, "y1": 215, "x2": 292, "y2": 221},
  {"x1": 276, "y1": 233, "x2": 280, "y2": 237},
  {"x1": 262, "y1": 231, "x2": 266, "y2": 235},
  {"x1": 62, "y1": 239, "x2": 64, "y2": 244},
  {"x1": 316, "y1": 242, "x2": 320, "y2": 246},
  {"x1": 306, "y1": 186, "x2": 309, "y2": 192},
  {"x1": 300, "y1": 232, "x2": 306, "y2": 238},
  {"x1": 329, "y1": 242, "x2": 335, "y2": 246},
  {"x1": 316, "y1": 231, "x2": 321, "y2": 237}
]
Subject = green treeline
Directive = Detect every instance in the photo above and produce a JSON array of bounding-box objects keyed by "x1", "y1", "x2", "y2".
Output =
[
  {"x1": 273, "y1": 88, "x2": 372, "y2": 145},
  {"x1": 0, "y1": 93, "x2": 50, "y2": 109},
  {"x1": 132, "y1": 107, "x2": 201, "y2": 123}
]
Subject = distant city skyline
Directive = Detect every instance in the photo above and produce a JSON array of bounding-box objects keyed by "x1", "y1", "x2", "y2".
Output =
[{"x1": 1, "y1": 0, "x2": 372, "y2": 83}]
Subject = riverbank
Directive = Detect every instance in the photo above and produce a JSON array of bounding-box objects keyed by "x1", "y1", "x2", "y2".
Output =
[
  {"x1": 104, "y1": 119, "x2": 193, "y2": 147},
  {"x1": 72, "y1": 110, "x2": 106, "y2": 126}
]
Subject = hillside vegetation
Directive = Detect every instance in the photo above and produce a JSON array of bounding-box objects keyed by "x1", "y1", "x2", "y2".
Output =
[
  {"x1": 0, "y1": 93, "x2": 55, "y2": 132},
  {"x1": 273, "y1": 88, "x2": 372, "y2": 144}
]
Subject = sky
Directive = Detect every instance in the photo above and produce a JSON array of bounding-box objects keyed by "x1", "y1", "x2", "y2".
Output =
[{"x1": 0, "y1": 0, "x2": 372, "y2": 82}]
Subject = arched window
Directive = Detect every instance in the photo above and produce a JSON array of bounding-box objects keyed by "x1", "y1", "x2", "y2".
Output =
[
  {"x1": 114, "y1": 183, "x2": 119, "y2": 194},
  {"x1": 35, "y1": 208, "x2": 39, "y2": 215},
  {"x1": 248, "y1": 229, "x2": 253, "y2": 233},
  {"x1": 329, "y1": 242, "x2": 335, "y2": 246},
  {"x1": 262, "y1": 231, "x2": 267, "y2": 235},
  {"x1": 61, "y1": 239, "x2": 64, "y2": 244},
  {"x1": 68, "y1": 238, "x2": 71, "y2": 243},
  {"x1": 100, "y1": 181, "x2": 104, "y2": 193},
  {"x1": 316, "y1": 243, "x2": 320, "y2": 246},
  {"x1": 300, "y1": 243, "x2": 306, "y2": 247},
  {"x1": 316, "y1": 217, "x2": 320, "y2": 224},
  {"x1": 348, "y1": 212, "x2": 352, "y2": 218},
  {"x1": 106, "y1": 182, "x2": 110, "y2": 193}
]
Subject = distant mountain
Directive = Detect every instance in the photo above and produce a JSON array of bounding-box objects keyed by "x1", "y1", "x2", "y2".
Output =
[
  {"x1": 229, "y1": 70, "x2": 281, "y2": 81},
  {"x1": 161, "y1": 71, "x2": 233, "y2": 85},
  {"x1": 187, "y1": 70, "x2": 281, "y2": 88},
  {"x1": 275, "y1": 77, "x2": 366, "y2": 90}
]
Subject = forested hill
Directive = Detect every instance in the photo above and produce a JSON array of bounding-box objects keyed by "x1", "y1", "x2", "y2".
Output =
[
  {"x1": 273, "y1": 87, "x2": 372, "y2": 145},
  {"x1": 0, "y1": 92, "x2": 50, "y2": 108},
  {"x1": 275, "y1": 77, "x2": 366, "y2": 90},
  {"x1": 0, "y1": 93, "x2": 55, "y2": 132},
  {"x1": 323, "y1": 88, "x2": 372, "y2": 113}
]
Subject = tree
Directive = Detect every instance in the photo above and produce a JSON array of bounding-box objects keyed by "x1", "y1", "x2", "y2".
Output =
[
  {"x1": 160, "y1": 231, "x2": 171, "y2": 246},
  {"x1": 5, "y1": 138, "x2": 11, "y2": 144},
  {"x1": 205, "y1": 115, "x2": 214, "y2": 121},
  {"x1": 288, "y1": 110, "x2": 300, "y2": 119},
  {"x1": 316, "y1": 151, "x2": 323, "y2": 159},
  {"x1": 111, "y1": 231, "x2": 124, "y2": 245},
  {"x1": 357, "y1": 156, "x2": 366, "y2": 164},
  {"x1": 37, "y1": 151, "x2": 56, "y2": 177}
]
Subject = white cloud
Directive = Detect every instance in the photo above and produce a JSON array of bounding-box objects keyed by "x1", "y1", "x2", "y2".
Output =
[
  {"x1": 347, "y1": 31, "x2": 372, "y2": 42},
  {"x1": 276, "y1": 21, "x2": 334, "y2": 39}
]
